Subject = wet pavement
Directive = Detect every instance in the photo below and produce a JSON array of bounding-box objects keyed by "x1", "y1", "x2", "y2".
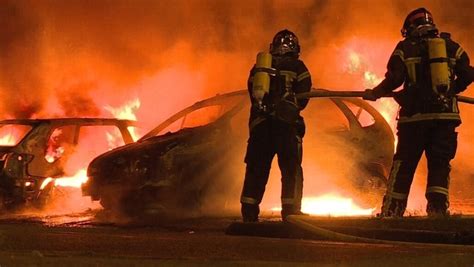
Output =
[{"x1": 0, "y1": 209, "x2": 473, "y2": 266}]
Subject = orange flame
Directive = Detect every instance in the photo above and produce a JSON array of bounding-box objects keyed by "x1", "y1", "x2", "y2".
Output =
[
  {"x1": 0, "y1": 134, "x2": 17, "y2": 146},
  {"x1": 301, "y1": 194, "x2": 375, "y2": 216},
  {"x1": 104, "y1": 98, "x2": 141, "y2": 142},
  {"x1": 40, "y1": 169, "x2": 88, "y2": 190},
  {"x1": 0, "y1": 125, "x2": 31, "y2": 146},
  {"x1": 347, "y1": 49, "x2": 399, "y2": 142},
  {"x1": 346, "y1": 51, "x2": 362, "y2": 73},
  {"x1": 272, "y1": 194, "x2": 374, "y2": 217},
  {"x1": 281, "y1": 46, "x2": 397, "y2": 217},
  {"x1": 104, "y1": 98, "x2": 140, "y2": 121},
  {"x1": 44, "y1": 128, "x2": 65, "y2": 163},
  {"x1": 54, "y1": 169, "x2": 88, "y2": 188},
  {"x1": 363, "y1": 71, "x2": 383, "y2": 88}
]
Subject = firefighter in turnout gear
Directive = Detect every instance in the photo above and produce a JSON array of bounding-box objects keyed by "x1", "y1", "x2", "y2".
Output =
[
  {"x1": 240, "y1": 29, "x2": 312, "y2": 222},
  {"x1": 364, "y1": 8, "x2": 474, "y2": 217}
]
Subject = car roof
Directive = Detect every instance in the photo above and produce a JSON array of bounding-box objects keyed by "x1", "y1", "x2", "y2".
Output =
[
  {"x1": 0, "y1": 118, "x2": 137, "y2": 127},
  {"x1": 138, "y1": 88, "x2": 392, "y2": 142},
  {"x1": 139, "y1": 90, "x2": 247, "y2": 141}
]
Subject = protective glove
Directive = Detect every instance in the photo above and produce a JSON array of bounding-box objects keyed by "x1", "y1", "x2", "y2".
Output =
[
  {"x1": 256, "y1": 101, "x2": 267, "y2": 112},
  {"x1": 363, "y1": 89, "x2": 379, "y2": 101}
]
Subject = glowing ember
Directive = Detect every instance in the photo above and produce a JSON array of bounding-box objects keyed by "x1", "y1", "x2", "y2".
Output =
[{"x1": 40, "y1": 169, "x2": 88, "y2": 190}]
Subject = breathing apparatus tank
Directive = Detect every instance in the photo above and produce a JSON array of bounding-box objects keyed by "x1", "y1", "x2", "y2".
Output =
[
  {"x1": 252, "y1": 52, "x2": 272, "y2": 110},
  {"x1": 427, "y1": 37, "x2": 451, "y2": 108}
]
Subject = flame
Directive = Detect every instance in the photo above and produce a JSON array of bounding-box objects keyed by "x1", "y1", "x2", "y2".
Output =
[
  {"x1": 38, "y1": 169, "x2": 101, "y2": 216},
  {"x1": 40, "y1": 177, "x2": 54, "y2": 190},
  {"x1": 344, "y1": 49, "x2": 399, "y2": 142},
  {"x1": 346, "y1": 51, "x2": 362, "y2": 73},
  {"x1": 104, "y1": 98, "x2": 140, "y2": 121},
  {"x1": 104, "y1": 98, "x2": 141, "y2": 142},
  {"x1": 40, "y1": 169, "x2": 88, "y2": 190},
  {"x1": 105, "y1": 131, "x2": 125, "y2": 150},
  {"x1": 0, "y1": 125, "x2": 32, "y2": 146},
  {"x1": 301, "y1": 194, "x2": 375, "y2": 216},
  {"x1": 0, "y1": 133, "x2": 17, "y2": 146},
  {"x1": 54, "y1": 169, "x2": 88, "y2": 188},
  {"x1": 363, "y1": 71, "x2": 383, "y2": 88},
  {"x1": 344, "y1": 49, "x2": 385, "y2": 88},
  {"x1": 272, "y1": 194, "x2": 375, "y2": 216},
  {"x1": 44, "y1": 128, "x2": 65, "y2": 163}
]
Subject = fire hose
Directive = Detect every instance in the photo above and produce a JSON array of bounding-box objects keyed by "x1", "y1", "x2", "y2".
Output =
[
  {"x1": 281, "y1": 89, "x2": 474, "y2": 246},
  {"x1": 285, "y1": 215, "x2": 474, "y2": 247},
  {"x1": 295, "y1": 88, "x2": 474, "y2": 104}
]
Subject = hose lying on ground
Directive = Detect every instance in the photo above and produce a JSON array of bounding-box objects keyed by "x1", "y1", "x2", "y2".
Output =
[{"x1": 285, "y1": 215, "x2": 474, "y2": 248}]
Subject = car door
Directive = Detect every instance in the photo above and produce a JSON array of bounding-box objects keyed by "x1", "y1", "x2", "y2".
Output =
[{"x1": 28, "y1": 123, "x2": 79, "y2": 178}]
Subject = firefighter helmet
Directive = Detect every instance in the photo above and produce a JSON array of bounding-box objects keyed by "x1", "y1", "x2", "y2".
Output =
[
  {"x1": 401, "y1": 8, "x2": 438, "y2": 38},
  {"x1": 269, "y1": 29, "x2": 300, "y2": 56}
]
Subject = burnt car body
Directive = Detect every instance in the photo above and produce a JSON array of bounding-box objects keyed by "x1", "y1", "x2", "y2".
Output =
[
  {"x1": 83, "y1": 90, "x2": 394, "y2": 215},
  {"x1": 0, "y1": 118, "x2": 135, "y2": 210}
]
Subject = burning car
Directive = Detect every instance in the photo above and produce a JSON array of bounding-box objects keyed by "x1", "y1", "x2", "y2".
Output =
[
  {"x1": 0, "y1": 118, "x2": 136, "y2": 210},
  {"x1": 83, "y1": 90, "x2": 394, "y2": 216}
]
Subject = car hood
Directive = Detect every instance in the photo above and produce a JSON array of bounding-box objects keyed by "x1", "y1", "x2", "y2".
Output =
[{"x1": 88, "y1": 125, "x2": 210, "y2": 173}]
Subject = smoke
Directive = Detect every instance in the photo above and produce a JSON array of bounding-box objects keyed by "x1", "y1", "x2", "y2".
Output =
[
  {"x1": 1, "y1": 0, "x2": 474, "y2": 215},
  {"x1": 0, "y1": 1, "x2": 47, "y2": 118},
  {"x1": 2, "y1": 1, "x2": 472, "y2": 115},
  {"x1": 56, "y1": 81, "x2": 101, "y2": 117}
]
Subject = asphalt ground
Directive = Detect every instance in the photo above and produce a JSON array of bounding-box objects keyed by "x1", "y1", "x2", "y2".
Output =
[{"x1": 0, "y1": 210, "x2": 472, "y2": 266}]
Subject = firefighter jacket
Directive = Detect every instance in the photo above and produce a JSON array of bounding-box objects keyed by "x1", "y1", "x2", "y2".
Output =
[
  {"x1": 247, "y1": 56, "x2": 312, "y2": 131},
  {"x1": 373, "y1": 33, "x2": 473, "y2": 124}
]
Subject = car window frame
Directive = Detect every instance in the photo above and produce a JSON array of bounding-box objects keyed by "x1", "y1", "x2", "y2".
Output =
[
  {"x1": 0, "y1": 122, "x2": 39, "y2": 148},
  {"x1": 139, "y1": 91, "x2": 247, "y2": 141}
]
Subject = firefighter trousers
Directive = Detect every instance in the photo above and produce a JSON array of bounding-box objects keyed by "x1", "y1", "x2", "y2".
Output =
[
  {"x1": 381, "y1": 120, "x2": 459, "y2": 217},
  {"x1": 240, "y1": 118, "x2": 302, "y2": 220}
]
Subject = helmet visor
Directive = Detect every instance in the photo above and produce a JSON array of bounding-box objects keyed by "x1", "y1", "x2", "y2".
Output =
[{"x1": 270, "y1": 32, "x2": 299, "y2": 56}]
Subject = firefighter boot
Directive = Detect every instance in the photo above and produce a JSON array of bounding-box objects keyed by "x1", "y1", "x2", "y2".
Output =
[
  {"x1": 379, "y1": 196, "x2": 407, "y2": 218},
  {"x1": 241, "y1": 203, "x2": 259, "y2": 222},
  {"x1": 426, "y1": 193, "x2": 450, "y2": 217},
  {"x1": 281, "y1": 204, "x2": 308, "y2": 221}
]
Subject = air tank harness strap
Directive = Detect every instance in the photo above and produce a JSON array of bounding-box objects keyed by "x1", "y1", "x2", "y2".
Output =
[
  {"x1": 253, "y1": 67, "x2": 278, "y2": 76},
  {"x1": 428, "y1": 58, "x2": 450, "y2": 64}
]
